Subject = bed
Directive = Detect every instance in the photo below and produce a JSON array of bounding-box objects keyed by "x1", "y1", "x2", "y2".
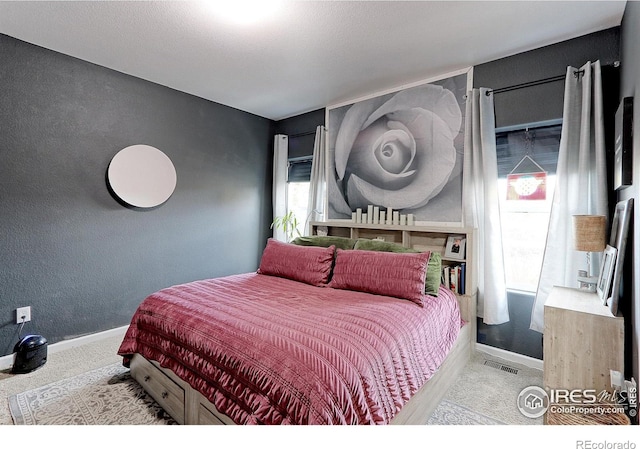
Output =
[{"x1": 118, "y1": 233, "x2": 476, "y2": 425}]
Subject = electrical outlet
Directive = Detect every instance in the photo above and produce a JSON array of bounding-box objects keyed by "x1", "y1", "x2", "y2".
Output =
[{"x1": 16, "y1": 306, "x2": 31, "y2": 324}]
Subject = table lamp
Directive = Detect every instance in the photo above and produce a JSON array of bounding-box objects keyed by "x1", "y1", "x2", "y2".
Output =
[{"x1": 573, "y1": 214, "x2": 606, "y2": 291}]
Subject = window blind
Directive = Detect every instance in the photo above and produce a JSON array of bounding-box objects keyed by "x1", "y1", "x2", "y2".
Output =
[
  {"x1": 496, "y1": 123, "x2": 562, "y2": 178},
  {"x1": 287, "y1": 157, "x2": 312, "y2": 183}
]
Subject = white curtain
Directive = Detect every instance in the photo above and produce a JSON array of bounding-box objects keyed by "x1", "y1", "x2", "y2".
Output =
[
  {"x1": 530, "y1": 60, "x2": 608, "y2": 333},
  {"x1": 463, "y1": 88, "x2": 509, "y2": 325},
  {"x1": 272, "y1": 134, "x2": 288, "y2": 242},
  {"x1": 305, "y1": 125, "x2": 326, "y2": 234}
]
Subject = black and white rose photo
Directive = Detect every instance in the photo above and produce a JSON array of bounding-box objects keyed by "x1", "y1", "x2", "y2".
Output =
[{"x1": 328, "y1": 71, "x2": 468, "y2": 222}]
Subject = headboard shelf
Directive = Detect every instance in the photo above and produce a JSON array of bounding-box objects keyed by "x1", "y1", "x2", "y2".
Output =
[
  {"x1": 310, "y1": 220, "x2": 477, "y2": 296},
  {"x1": 310, "y1": 220, "x2": 472, "y2": 234},
  {"x1": 310, "y1": 220, "x2": 478, "y2": 334}
]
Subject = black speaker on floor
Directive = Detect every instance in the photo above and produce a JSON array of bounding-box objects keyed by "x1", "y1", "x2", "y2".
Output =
[{"x1": 12, "y1": 334, "x2": 48, "y2": 374}]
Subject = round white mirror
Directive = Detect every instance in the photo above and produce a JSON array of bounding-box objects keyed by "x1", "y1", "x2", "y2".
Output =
[{"x1": 107, "y1": 144, "x2": 177, "y2": 208}]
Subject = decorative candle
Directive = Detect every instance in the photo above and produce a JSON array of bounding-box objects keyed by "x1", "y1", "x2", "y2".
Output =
[
  {"x1": 367, "y1": 205, "x2": 373, "y2": 224},
  {"x1": 373, "y1": 207, "x2": 380, "y2": 224},
  {"x1": 408, "y1": 214, "x2": 415, "y2": 225},
  {"x1": 400, "y1": 214, "x2": 407, "y2": 226},
  {"x1": 387, "y1": 208, "x2": 393, "y2": 225},
  {"x1": 379, "y1": 211, "x2": 386, "y2": 225},
  {"x1": 356, "y1": 208, "x2": 362, "y2": 223},
  {"x1": 393, "y1": 211, "x2": 400, "y2": 225},
  {"x1": 352, "y1": 212, "x2": 357, "y2": 222}
]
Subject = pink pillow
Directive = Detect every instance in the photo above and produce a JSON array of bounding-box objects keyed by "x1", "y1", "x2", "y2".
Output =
[
  {"x1": 258, "y1": 238, "x2": 335, "y2": 286},
  {"x1": 328, "y1": 249, "x2": 431, "y2": 306}
]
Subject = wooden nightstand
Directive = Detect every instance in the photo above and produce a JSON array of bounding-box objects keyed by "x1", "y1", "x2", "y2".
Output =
[
  {"x1": 543, "y1": 286, "x2": 624, "y2": 393},
  {"x1": 543, "y1": 286, "x2": 627, "y2": 425}
]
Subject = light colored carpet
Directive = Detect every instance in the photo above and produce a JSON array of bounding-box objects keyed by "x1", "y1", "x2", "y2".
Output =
[
  {"x1": 1, "y1": 327, "x2": 543, "y2": 426},
  {"x1": 9, "y1": 363, "x2": 176, "y2": 425},
  {"x1": 0, "y1": 329, "x2": 127, "y2": 425},
  {"x1": 0, "y1": 331, "x2": 542, "y2": 425},
  {"x1": 428, "y1": 399, "x2": 505, "y2": 425},
  {"x1": 438, "y1": 351, "x2": 544, "y2": 425},
  {"x1": 8, "y1": 361, "x2": 504, "y2": 426}
]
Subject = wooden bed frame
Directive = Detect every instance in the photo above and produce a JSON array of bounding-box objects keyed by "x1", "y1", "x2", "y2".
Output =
[{"x1": 129, "y1": 223, "x2": 478, "y2": 425}]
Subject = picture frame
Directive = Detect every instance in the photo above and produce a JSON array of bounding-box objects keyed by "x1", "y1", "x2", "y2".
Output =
[
  {"x1": 444, "y1": 235, "x2": 466, "y2": 260},
  {"x1": 596, "y1": 245, "x2": 617, "y2": 304},
  {"x1": 325, "y1": 68, "x2": 472, "y2": 226},
  {"x1": 614, "y1": 97, "x2": 633, "y2": 190},
  {"x1": 607, "y1": 198, "x2": 633, "y2": 315}
]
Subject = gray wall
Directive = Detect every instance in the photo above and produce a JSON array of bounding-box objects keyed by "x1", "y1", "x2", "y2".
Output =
[
  {"x1": 275, "y1": 109, "x2": 325, "y2": 159},
  {"x1": 619, "y1": 1, "x2": 640, "y2": 387},
  {"x1": 473, "y1": 27, "x2": 620, "y2": 360},
  {"x1": 0, "y1": 35, "x2": 274, "y2": 356},
  {"x1": 475, "y1": 28, "x2": 620, "y2": 130}
]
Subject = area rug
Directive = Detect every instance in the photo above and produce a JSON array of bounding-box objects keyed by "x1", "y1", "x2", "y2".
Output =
[
  {"x1": 9, "y1": 363, "x2": 175, "y2": 425},
  {"x1": 427, "y1": 400, "x2": 506, "y2": 425},
  {"x1": 9, "y1": 362, "x2": 503, "y2": 426}
]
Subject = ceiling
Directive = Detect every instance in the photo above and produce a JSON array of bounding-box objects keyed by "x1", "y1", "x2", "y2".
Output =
[{"x1": 0, "y1": 1, "x2": 627, "y2": 121}]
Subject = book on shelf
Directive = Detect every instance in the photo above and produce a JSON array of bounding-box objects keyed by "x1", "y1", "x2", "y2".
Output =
[
  {"x1": 441, "y1": 263, "x2": 465, "y2": 295},
  {"x1": 450, "y1": 267, "x2": 458, "y2": 294},
  {"x1": 441, "y1": 266, "x2": 450, "y2": 293}
]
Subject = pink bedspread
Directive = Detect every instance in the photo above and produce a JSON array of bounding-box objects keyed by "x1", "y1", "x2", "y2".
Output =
[{"x1": 118, "y1": 272, "x2": 462, "y2": 425}]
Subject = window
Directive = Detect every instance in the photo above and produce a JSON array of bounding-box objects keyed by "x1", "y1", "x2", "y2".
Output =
[
  {"x1": 496, "y1": 122, "x2": 562, "y2": 292},
  {"x1": 287, "y1": 157, "x2": 312, "y2": 236}
]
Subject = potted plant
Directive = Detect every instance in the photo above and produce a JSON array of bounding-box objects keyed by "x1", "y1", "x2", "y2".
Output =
[{"x1": 271, "y1": 211, "x2": 302, "y2": 242}]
